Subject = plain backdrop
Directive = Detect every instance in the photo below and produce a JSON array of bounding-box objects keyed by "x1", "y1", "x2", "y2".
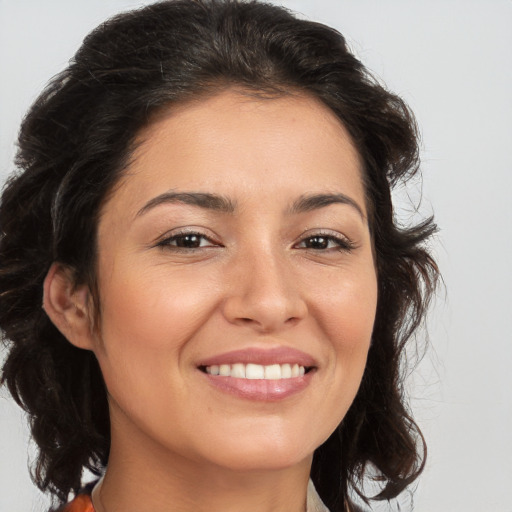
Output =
[{"x1": 1, "y1": 1, "x2": 511, "y2": 511}]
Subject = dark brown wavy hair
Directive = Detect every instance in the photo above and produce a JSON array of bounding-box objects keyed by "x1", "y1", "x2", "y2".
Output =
[{"x1": 0, "y1": 1, "x2": 438, "y2": 510}]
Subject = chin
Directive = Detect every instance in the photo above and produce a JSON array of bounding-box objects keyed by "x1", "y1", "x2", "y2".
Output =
[
  {"x1": 197, "y1": 428, "x2": 322, "y2": 473},
  {"x1": 210, "y1": 448, "x2": 312, "y2": 473}
]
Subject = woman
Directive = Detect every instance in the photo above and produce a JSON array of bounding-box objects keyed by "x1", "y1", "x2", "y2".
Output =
[{"x1": 0, "y1": 1, "x2": 438, "y2": 511}]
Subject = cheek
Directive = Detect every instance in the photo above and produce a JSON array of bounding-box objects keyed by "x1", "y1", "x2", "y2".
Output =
[
  {"x1": 92, "y1": 263, "x2": 223, "y2": 399},
  {"x1": 312, "y1": 266, "x2": 377, "y2": 397},
  {"x1": 98, "y1": 263, "x2": 218, "y2": 344},
  {"x1": 91, "y1": 265, "x2": 223, "y2": 434},
  {"x1": 312, "y1": 263, "x2": 377, "y2": 345}
]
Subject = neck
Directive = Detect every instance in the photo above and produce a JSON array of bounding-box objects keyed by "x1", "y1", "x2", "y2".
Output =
[{"x1": 96, "y1": 412, "x2": 313, "y2": 512}]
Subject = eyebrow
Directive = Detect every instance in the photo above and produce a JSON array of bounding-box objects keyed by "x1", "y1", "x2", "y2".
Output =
[
  {"x1": 136, "y1": 191, "x2": 236, "y2": 217},
  {"x1": 136, "y1": 190, "x2": 364, "y2": 220},
  {"x1": 288, "y1": 193, "x2": 365, "y2": 220}
]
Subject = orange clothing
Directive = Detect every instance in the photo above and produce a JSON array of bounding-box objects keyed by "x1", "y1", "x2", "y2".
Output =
[{"x1": 61, "y1": 494, "x2": 95, "y2": 512}]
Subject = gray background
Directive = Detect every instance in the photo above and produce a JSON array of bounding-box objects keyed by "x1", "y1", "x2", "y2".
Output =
[{"x1": 1, "y1": 1, "x2": 511, "y2": 510}]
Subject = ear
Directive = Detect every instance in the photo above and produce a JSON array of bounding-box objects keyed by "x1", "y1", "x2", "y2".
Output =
[{"x1": 43, "y1": 262, "x2": 95, "y2": 350}]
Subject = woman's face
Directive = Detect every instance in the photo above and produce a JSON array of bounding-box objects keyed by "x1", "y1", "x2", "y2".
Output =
[{"x1": 87, "y1": 90, "x2": 377, "y2": 472}]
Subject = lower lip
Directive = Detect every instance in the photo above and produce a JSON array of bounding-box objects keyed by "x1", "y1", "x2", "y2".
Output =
[{"x1": 201, "y1": 371, "x2": 314, "y2": 401}]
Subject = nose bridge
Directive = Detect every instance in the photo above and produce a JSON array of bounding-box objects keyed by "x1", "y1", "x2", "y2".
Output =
[{"x1": 223, "y1": 241, "x2": 306, "y2": 331}]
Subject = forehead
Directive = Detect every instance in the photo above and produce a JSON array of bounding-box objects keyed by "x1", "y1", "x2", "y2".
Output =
[{"x1": 105, "y1": 89, "x2": 366, "y2": 217}]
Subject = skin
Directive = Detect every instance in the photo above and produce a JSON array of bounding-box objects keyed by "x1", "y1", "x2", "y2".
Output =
[{"x1": 45, "y1": 89, "x2": 378, "y2": 512}]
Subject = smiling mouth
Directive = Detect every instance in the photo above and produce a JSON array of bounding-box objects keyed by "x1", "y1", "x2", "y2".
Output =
[{"x1": 199, "y1": 363, "x2": 313, "y2": 380}]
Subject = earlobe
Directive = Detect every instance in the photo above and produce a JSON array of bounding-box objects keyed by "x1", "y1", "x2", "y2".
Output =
[{"x1": 43, "y1": 262, "x2": 95, "y2": 350}]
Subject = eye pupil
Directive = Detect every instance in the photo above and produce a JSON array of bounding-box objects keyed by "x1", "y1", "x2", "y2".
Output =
[
  {"x1": 305, "y1": 236, "x2": 328, "y2": 249},
  {"x1": 176, "y1": 234, "x2": 201, "y2": 248}
]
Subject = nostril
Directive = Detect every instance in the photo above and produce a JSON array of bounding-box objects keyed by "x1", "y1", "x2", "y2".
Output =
[{"x1": 222, "y1": 291, "x2": 307, "y2": 332}]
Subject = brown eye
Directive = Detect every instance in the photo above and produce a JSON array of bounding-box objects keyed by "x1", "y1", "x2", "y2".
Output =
[
  {"x1": 157, "y1": 232, "x2": 217, "y2": 249},
  {"x1": 172, "y1": 234, "x2": 204, "y2": 248},
  {"x1": 295, "y1": 233, "x2": 355, "y2": 252},
  {"x1": 303, "y1": 236, "x2": 330, "y2": 249}
]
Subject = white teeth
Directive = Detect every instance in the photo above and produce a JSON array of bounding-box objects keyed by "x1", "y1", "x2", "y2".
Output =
[
  {"x1": 231, "y1": 363, "x2": 245, "y2": 378},
  {"x1": 219, "y1": 364, "x2": 230, "y2": 376},
  {"x1": 281, "y1": 363, "x2": 292, "y2": 378},
  {"x1": 204, "y1": 363, "x2": 308, "y2": 379},
  {"x1": 264, "y1": 364, "x2": 282, "y2": 379},
  {"x1": 246, "y1": 363, "x2": 265, "y2": 379}
]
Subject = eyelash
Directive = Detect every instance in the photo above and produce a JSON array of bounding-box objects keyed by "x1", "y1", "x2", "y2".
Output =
[{"x1": 155, "y1": 230, "x2": 355, "y2": 253}]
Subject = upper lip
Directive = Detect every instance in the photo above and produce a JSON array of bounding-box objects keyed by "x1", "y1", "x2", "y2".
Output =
[{"x1": 197, "y1": 346, "x2": 317, "y2": 368}]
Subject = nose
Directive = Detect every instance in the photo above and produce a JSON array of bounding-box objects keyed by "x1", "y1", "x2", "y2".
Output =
[{"x1": 221, "y1": 248, "x2": 308, "y2": 333}]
